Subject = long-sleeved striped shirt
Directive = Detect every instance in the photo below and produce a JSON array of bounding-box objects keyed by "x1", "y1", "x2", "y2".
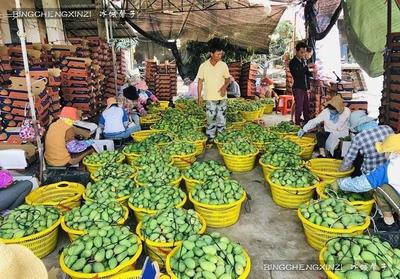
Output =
[{"x1": 341, "y1": 125, "x2": 394, "y2": 174}]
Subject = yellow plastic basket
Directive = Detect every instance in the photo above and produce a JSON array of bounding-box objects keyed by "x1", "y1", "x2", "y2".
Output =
[
  {"x1": 131, "y1": 129, "x2": 164, "y2": 142},
  {"x1": 159, "y1": 101, "x2": 169, "y2": 110},
  {"x1": 259, "y1": 159, "x2": 279, "y2": 182},
  {"x1": 316, "y1": 182, "x2": 375, "y2": 216},
  {"x1": 241, "y1": 110, "x2": 260, "y2": 121},
  {"x1": 134, "y1": 175, "x2": 182, "y2": 188},
  {"x1": 128, "y1": 194, "x2": 187, "y2": 223},
  {"x1": 285, "y1": 135, "x2": 317, "y2": 160},
  {"x1": 213, "y1": 139, "x2": 224, "y2": 153},
  {"x1": 0, "y1": 218, "x2": 61, "y2": 258},
  {"x1": 191, "y1": 138, "x2": 207, "y2": 156},
  {"x1": 319, "y1": 247, "x2": 342, "y2": 279},
  {"x1": 59, "y1": 236, "x2": 143, "y2": 279},
  {"x1": 91, "y1": 172, "x2": 136, "y2": 183},
  {"x1": 110, "y1": 271, "x2": 170, "y2": 279},
  {"x1": 297, "y1": 206, "x2": 371, "y2": 250},
  {"x1": 139, "y1": 115, "x2": 161, "y2": 125},
  {"x1": 83, "y1": 193, "x2": 129, "y2": 207},
  {"x1": 171, "y1": 152, "x2": 197, "y2": 169},
  {"x1": 60, "y1": 206, "x2": 130, "y2": 241},
  {"x1": 83, "y1": 155, "x2": 125, "y2": 174},
  {"x1": 306, "y1": 158, "x2": 354, "y2": 180},
  {"x1": 122, "y1": 150, "x2": 141, "y2": 164},
  {"x1": 263, "y1": 103, "x2": 274, "y2": 114},
  {"x1": 220, "y1": 150, "x2": 259, "y2": 172},
  {"x1": 266, "y1": 175, "x2": 318, "y2": 209},
  {"x1": 226, "y1": 120, "x2": 246, "y2": 131},
  {"x1": 252, "y1": 141, "x2": 267, "y2": 151},
  {"x1": 175, "y1": 102, "x2": 185, "y2": 110},
  {"x1": 189, "y1": 191, "x2": 246, "y2": 228},
  {"x1": 136, "y1": 213, "x2": 206, "y2": 268},
  {"x1": 25, "y1": 181, "x2": 85, "y2": 214},
  {"x1": 182, "y1": 175, "x2": 202, "y2": 193},
  {"x1": 166, "y1": 245, "x2": 251, "y2": 279}
]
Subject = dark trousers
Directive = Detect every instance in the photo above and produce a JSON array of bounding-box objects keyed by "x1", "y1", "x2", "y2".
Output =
[
  {"x1": 316, "y1": 131, "x2": 330, "y2": 149},
  {"x1": 293, "y1": 88, "x2": 310, "y2": 125},
  {"x1": 352, "y1": 152, "x2": 364, "y2": 177},
  {"x1": 0, "y1": 180, "x2": 33, "y2": 211}
]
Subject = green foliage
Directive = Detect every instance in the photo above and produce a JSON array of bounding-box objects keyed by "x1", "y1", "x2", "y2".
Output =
[{"x1": 269, "y1": 20, "x2": 295, "y2": 61}]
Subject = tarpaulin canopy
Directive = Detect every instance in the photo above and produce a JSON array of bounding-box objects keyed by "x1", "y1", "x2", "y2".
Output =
[
  {"x1": 126, "y1": 0, "x2": 287, "y2": 52},
  {"x1": 343, "y1": 0, "x2": 400, "y2": 77}
]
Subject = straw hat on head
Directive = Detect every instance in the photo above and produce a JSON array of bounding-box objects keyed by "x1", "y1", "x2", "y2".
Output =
[
  {"x1": 375, "y1": 134, "x2": 400, "y2": 154},
  {"x1": 0, "y1": 243, "x2": 48, "y2": 279},
  {"x1": 325, "y1": 95, "x2": 345, "y2": 113},
  {"x1": 349, "y1": 110, "x2": 375, "y2": 129},
  {"x1": 106, "y1": 97, "x2": 118, "y2": 109}
]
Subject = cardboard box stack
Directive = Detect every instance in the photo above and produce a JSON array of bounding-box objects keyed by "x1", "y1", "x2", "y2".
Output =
[
  {"x1": 239, "y1": 62, "x2": 258, "y2": 98},
  {"x1": 380, "y1": 32, "x2": 400, "y2": 132},
  {"x1": 60, "y1": 56, "x2": 97, "y2": 118},
  {"x1": 155, "y1": 63, "x2": 177, "y2": 101},
  {"x1": 0, "y1": 47, "x2": 12, "y2": 85},
  {"x1": 228, "y1": 62, "x2": 242, "y2": 82},
  {"x1": 0, "y1": 77, "x2": 50, "y2": 144},
  {"x1": 107, "y1": 49, "x2": 127, "y2": 99},
  {"x1": 145, "y1": 61, "x2": 157, "y2": 93}
]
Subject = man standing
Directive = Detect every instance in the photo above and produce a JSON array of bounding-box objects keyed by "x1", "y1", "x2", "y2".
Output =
[
  {"x1": 197, "y1": 44, "x2": 231, "y2": 143},
  {"x1": 289, "y1": 42, "x2": 313, "y2": 125}
]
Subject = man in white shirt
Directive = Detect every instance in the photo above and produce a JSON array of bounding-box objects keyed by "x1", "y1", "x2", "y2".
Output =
[{"x1": 197, "y1": 44, "x2": 231, "y2": 143}]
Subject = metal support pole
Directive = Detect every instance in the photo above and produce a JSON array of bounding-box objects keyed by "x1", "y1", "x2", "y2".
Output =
[
  {"x1": 106, "y1": 0, "x2": 119, "y2": 96},
  {"x1": 385, "y1": 0, "x2": 392, "y2": 125},
  {"x1": 15, "y1": 0, "x2": 45, "y2": 181}
]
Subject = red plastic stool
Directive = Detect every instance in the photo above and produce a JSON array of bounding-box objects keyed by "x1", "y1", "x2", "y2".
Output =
[{"x1": 277, "y1": 95, "x2": 294, "y2": 115}]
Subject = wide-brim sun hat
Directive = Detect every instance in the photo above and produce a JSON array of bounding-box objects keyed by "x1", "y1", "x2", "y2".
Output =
[
  {"x1": 349, "y1": 110, "x2": 375, "y2": 129},
  {"x1": 325, "y1": 95, "x2": 345, "y2": 113},
  {"x1": 0, "y1": 243, "x2": 48, "y2": 279}
]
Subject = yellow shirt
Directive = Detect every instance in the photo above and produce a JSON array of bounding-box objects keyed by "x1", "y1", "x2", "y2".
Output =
[
  {"x1": 196, "y1": 60, "x2": 230, "y2": 101},
  {"x1": 44, "y1": 119, "x2": 73, "y2": 166}
]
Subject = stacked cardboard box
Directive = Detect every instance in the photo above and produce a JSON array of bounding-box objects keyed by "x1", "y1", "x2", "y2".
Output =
[
  {"x1": 228, "y1": 62, "x2": 242, "y2": 82},
  {"x1": 0, "y1": 47, "x2": 12, "y2": 85},
  {"x1": 0, "y1": 77, "x2": 50, "y2": 144},
  {"x1": 341, "y1": 67, "x2": 367, "y2": 92},
  {"x1": 145, "y1": 61, "x2": 157, "y2": 93},
  {"x1": 380, "y1": 32, "x2": 400, "y2": 132},
  {"x1": 60, "y1": 57, "x2": 97, "y2": 118},
  {"x1": 8, "y1": 45, "x2": 44, "y2": 71},
  {"x1": 144, "y1": 61, "x2": 177, "y2": 100},
  {"x1": 155, "y1": 63, "x2": 176, "y2": 101},
  {"x1": 239, "y1": 62, "x2": 258, "y2": 97},
  {"x1": 103, "y1": 49, "x2": 127, "y2": 105},
  {"x1": 284, "y1": 54, "x2": 293, "y2": 95}
]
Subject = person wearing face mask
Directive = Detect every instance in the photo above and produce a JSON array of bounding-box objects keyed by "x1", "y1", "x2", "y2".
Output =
[
  {"x1": 297, "y1": 95, "x2": 350, "y2": 158},
  {"x1": 339, "y1": 110, "x2": 394, "y2": 175},
  {"x1": 332, "y1": 134, "x2": 400, "y2": 231}
]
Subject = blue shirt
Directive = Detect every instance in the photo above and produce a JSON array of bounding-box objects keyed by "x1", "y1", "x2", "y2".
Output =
[{"x1": 366, "y1": 162, "x2": 389, "y2": 189}]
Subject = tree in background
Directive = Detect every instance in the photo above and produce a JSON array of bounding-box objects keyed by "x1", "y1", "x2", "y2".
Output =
[{"x1": 268, "y1": 20, "x2": 295, "y2": 64}]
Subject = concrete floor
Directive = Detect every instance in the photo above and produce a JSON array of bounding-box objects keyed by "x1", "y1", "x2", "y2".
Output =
[{"x1": 41, "y1": 113, "x2": 325, "y2": 279}]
